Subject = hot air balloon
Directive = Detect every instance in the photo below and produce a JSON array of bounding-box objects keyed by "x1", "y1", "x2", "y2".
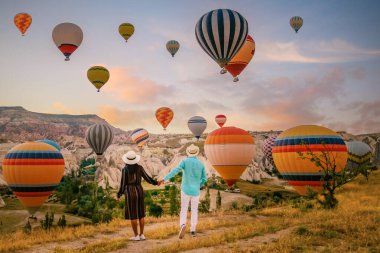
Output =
[
  {"x1": 215, "y1": 115, "x2": 226, "y2": 127},
  {"x1": 2, "y1": 142, "x2": 65, "y2": 216},
  {"x1": 14, "y1": 12, "x2": 32, "y2": 36},
  {"x1": 346, "y1": 141, "x2": 372, "y2": 170},
  {"x1": 205, "y1": 127, "x2": 255, "y2": 186},
  {"x1": 36, "y1": 139, "x2": 61, "y2": 151},
  {"x1": 156, "y1": 107, "x2": 174, "y2": 130},
  {"x1": 223, "y1": 35, "x2": 255, "y2": 82},
  {"x1": 188, "y1": 116, "x2": 207, "y2": 140},
  {"x1": 85, "y1": 124, "x2": 114, "y2": 156},
  {"x1": 166, "y1": 40, "x2": 180, "y2": 57},
  {"x1": 195, "y1": 9, "x2": 248, "y2": 69},
  {"x1": 87, "y1": 66, "x2": 110, "y2": 92},
  {"x1": 290, "y1": 16, "x2": 303, "y2": 33},
  {"x1": 119, "y1": 23, "x2": 134, "y2": 42},
  {"x1": 272, "y1": 125, "x2": 348, "y2": 195},
  {"x1": 131, "y1": 128, "x2": 149, "y2": 147},
  {"x1": 52, "y1": 22, "x2": 83, "y2": 61},
  {"x1": 262, "y1": 134, "x2": 278, "y2": 166}
]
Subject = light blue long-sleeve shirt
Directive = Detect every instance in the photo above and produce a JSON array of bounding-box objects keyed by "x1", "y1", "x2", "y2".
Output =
[{"x1": 163, "y1": 157, "x2": 207, "y2": 196}]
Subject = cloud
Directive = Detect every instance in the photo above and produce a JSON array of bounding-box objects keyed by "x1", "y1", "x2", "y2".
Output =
[
  {"x1": 256, "y1": 39, "x2": 380, "y2": 63},
  {"x1": 105, "y1": 68, "x2": 173, "y2": 104},
  {"x1": 241, "y1": 67, "x2": 346, "y2": 130},
  {"x1": 52, "y1": 102, "x2": 76, "y2": 114}
]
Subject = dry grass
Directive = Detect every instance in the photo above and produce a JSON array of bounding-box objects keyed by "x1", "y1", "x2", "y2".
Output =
[{"x1": 53, "y1": 238, "x2": 127, "y2": 253}]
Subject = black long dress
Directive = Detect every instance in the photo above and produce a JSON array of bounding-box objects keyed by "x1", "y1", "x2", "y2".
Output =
[{"x1": 117, "y1": 164, "x2": 157, "y2": 220}]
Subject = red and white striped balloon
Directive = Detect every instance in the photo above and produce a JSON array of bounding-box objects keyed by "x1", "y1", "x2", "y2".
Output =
[{"x1": 215, "y1": 115, "x2": 227, "y2": 127}]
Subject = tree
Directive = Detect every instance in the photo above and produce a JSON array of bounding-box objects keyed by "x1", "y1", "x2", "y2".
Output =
[
  {"x1": 57, "y1": 215, "x2": 67, "y2": 229},
  {"x1": 40, "y1": 212, "x2": 54, "y2": 231},
  {"x1": 149, "y1": 203, "x2": 163, "y2": 218},
  {"x1": 298, "y1": 141, "x2": 356, "y2": 209},
  {"x1": 169, "y1": 185, "x2": 179, "y2": 215},
  {"x1": 216, "y1": 190, "x2": 221, "y2": 209}
]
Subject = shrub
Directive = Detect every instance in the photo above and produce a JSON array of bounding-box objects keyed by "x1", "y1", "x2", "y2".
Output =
[
  {"x1": 57, "y1": 215, "x2": 67, "y2": 229},
  {"x1": 149, "y1": 203, "x2": 163, "y2": 218},
  {"x1": 295, "y1": 226, "x2": 310, "y2": 236},
  {"x1": 40, "y1": 212, "x2": 54, "y2": 231}
]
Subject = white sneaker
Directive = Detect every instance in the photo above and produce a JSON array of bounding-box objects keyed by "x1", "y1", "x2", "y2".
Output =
[
  {"x1": 139, "y1": 234, "x2": 146, "y2": 240},
  {"x1": 129, "y1": 235, "x2": 140, "y2": 241},
  {"x1": 179, "y1": 224, "x2": 186, "y2": 239}
]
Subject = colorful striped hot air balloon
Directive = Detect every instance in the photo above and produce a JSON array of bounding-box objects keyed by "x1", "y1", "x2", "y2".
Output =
[
  {"x1": 262, "y1": 134, "x2": 278, "y2": 166},
  {"x1": 118, "y1": 23, "x2": 135, "y2": 42},
  {"x1": 223, "y1": 35, "x2": 255, "y2": 82},
  {"x1": 2, "y1": 142, "x2": 65, "y2": 216},
  {"x1": 290, "y1": 16, "x2": 303, "y2": 33},
  {"x1": 205, "y1": 127, "x2": 255, "y2": 186},
  {"x1": 87, "y1": 66, "x2": 110, "y2": 92},
  {"x1": 155, "y1": 107, "x2": 174, "y2": 130},
  {"x1": 52, "y1": 22, "x2": 83, "y2": 61},
  {"x1": 14, "y1": 12, "x2": 32, "y2": 36},
  {"x1": 215, "y1": 115, "x2": 227, "y2": 127},
  {"x1": 85, "y1": 124, "x2": 114, "y2": 156},
  {"x1": 195, "y1": 9, "x2": 248, "y2": 69},
  {"x1": 36, "y1": 139, "x2": 61, "y2": 151},
  {"x1": 188, "y1": 116, "x2": 207, "y2": 140},
  {"x1": 272, "y1": 125, "x2": 348, "y2": 195},
  {"x1": 346, "y1": 141, "x2": 372, "y2": 170},
  {"x1": 131, "y1": 128, "x2": 149, "y2": 147},
  {"x1": 166, "y1": 40, "x2": 180, "y2": 57}
]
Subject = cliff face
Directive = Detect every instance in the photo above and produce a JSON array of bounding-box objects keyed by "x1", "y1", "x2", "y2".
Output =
[{"x1": 0, "y1": 106, "x2": 129, "y2": 144}]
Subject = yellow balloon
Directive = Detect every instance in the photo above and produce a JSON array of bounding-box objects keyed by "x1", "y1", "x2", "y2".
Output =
[
  {"x1": 119, "y1": 23, "x2": 134, "y2": 42},
  {"x1": 87, "y1": 66, "x2": 110, "y2": 92}
]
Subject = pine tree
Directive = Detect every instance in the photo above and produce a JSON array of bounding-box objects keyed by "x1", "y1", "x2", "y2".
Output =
[
  {"x1": 169, "y1": 185, "x2": 179, "y2": 215},
  {"x1": 205, "y1": 187, "x2": 210, "y2": 211}
]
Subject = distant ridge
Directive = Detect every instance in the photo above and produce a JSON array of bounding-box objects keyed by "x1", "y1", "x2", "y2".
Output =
[{"x1": 0, "y1": 106, "x2": 129, "y2": 143}]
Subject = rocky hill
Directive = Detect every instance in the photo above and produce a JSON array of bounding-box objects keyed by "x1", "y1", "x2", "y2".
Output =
[{"x1": 0, "y1": 106, "x2": 379, "y2": 189}]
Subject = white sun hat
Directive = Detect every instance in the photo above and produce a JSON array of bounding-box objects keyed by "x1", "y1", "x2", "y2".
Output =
[
  {"x1": 122, "y1": 150, "x2": 141, "y2": 165},
  {"x1": 186, "y1": 144, "x2": 200, "y2": 157}
]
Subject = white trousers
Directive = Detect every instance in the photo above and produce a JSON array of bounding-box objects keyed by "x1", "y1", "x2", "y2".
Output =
[{"x1": 180, "y1": 191, "x2": 200, "y2": 232}]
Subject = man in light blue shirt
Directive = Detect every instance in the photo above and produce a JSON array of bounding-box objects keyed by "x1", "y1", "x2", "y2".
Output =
[{"x1": 160, "y1": 144, "x2": 207, "y2": 239}]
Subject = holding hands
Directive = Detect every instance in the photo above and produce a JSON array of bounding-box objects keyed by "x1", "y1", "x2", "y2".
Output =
[{"x1": 157, "y1": 180, "x2": 165, "y2": 186}]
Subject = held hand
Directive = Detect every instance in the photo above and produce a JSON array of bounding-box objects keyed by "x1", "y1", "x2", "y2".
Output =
[{"x1": 158, "y1": 180, "x2": 165, "y2": 186}]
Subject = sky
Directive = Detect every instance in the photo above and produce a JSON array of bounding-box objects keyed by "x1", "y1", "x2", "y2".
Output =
[{"x1": 0, "y1": 0, "x2": 380, "y2": 135}]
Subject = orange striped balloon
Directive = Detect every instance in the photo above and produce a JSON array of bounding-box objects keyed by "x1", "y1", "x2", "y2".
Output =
[
  {"x1": 14, "y1": 12, "x2": 32, "y2": 36},
  {"x1": 2, "y1": 142, "x2": 65, "y2": 215},
  {"x1": 155, "y1": 107, "x2": 174, "y2": 130},
  {"x1": 224, "y1": 35, "x2": 255, "y2": 82},
  {"x1": 205, "y1": 127, "x2": 255, "y2": 186},
  {"x1": 272, "y1": 125, "x2": 348, "y2": 195}
]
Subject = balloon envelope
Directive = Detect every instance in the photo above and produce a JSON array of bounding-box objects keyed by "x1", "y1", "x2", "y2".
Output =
[
  {"x1": 2, "y1": 142, "x2": 65, "y2": 215},
  {"x1": 215, "y1": 115, "x2": 227, "y2": 127},
  {"x1": 87, "y1": 66, "x2": 110, "y2": 92},
  {"x1": 131, "y1": 128, "x2": 149, "y2": 147},
  {"x1": 262, "y1": 134, "x2": 278, "y2": 166},
  {"x1": 119, "y1": 23, "x2": 134, "y2": 42},
  {"x1": 205, "y1": 126, "x2": 255, "y2": 186},
  {"x1": 85, "y1": 124, "x2": 114, "y2": 156},
  {"x1": 166, "y1": 40, "x2": 180, "y2": 57},
  {"x1": 290, "y1": 16, "x2": 303, "y2": 33},
  {"x1": 224, "y1": 35, "x2": 255, "y2": 82},
  {"x1": 36, "y1": 139, "x2": 61, "y2": 151},
  {"x1": 195, "y1": 9, "x2": 249, "y2": 68},
  {"x1": 272, "y1": 125, "x2": 348, "y2": 195},
  {"x1": 346, "y1": 141, "x2": 372, "y2": 170},
  {"x1": 14, "y1": 12, "x2": 32, "y2": 36},
  {"x1": 188, "y1": 116, "x2": 207, "y2": 140},
  {"x1": 156, "y1": 107, "x2": 174, "y2": 130},
  {"x1": 52, "y1": 22, "x2": 83, "y2": 61}
]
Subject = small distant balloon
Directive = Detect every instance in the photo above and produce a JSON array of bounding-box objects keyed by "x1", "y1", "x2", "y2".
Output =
[
  {"x1": 85, "y1": 124, "x2": 114, "y2": 156},
  {"x1": 87, "y1": 66, "x2": 110, "y2": 92},
  {"x1": 215, "y1": 115, "x2": 227, "y2": 127},
  {"x1": 188, "y1": 116, "x2": 207, "y2": 140},
  {"x1": 52, "y1": 22, "x2": 83, "y2": 61},
  {"x1": 14, "y1": 13, "x2": 32, "y2": 36},
  {"x1": 131, "y1": 128, "x2": 149, "y2": 147},
  {"x1": 290, "y1": 16, "x2": 303, "y2": 33},
  {"x1": 119, "y1": 23, "x2": 134, "y2": 42},
  {"x1": 155, "y1": 107, "x2": 174, "y2": 130},
  {"x1": 346, "y1": 141, "x2": 372, "y2": 170},
  {"x1": 166, "y1": 40, "x2": 180, "y2": 57}
]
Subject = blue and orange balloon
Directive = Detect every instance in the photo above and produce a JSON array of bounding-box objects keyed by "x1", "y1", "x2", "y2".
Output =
[
  {"x1": 2, "y1": 142, "x2": 65, "y2": 215},
  {"x1": 272, "y1": 125, "x2": 348, "y2": 195}
]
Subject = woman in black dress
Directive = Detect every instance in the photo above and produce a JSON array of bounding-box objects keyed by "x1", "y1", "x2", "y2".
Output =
[{"x1": 117, "y1": 150, "x2": 159, "y2": 241}]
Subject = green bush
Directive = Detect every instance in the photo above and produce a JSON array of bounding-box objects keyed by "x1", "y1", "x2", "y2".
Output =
[
  {"x1": 57, "y1": 215, "x2": 67, "y2": 229},
  {"x1": 295, "y1": 226, "x2": 310, "y2": 236},
  {"x1": 40, "y1": 212, "x2": 54, "y2": 231},
  {"x1": 149, "y1": 203, "x2": 163, "y2": 218}
]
